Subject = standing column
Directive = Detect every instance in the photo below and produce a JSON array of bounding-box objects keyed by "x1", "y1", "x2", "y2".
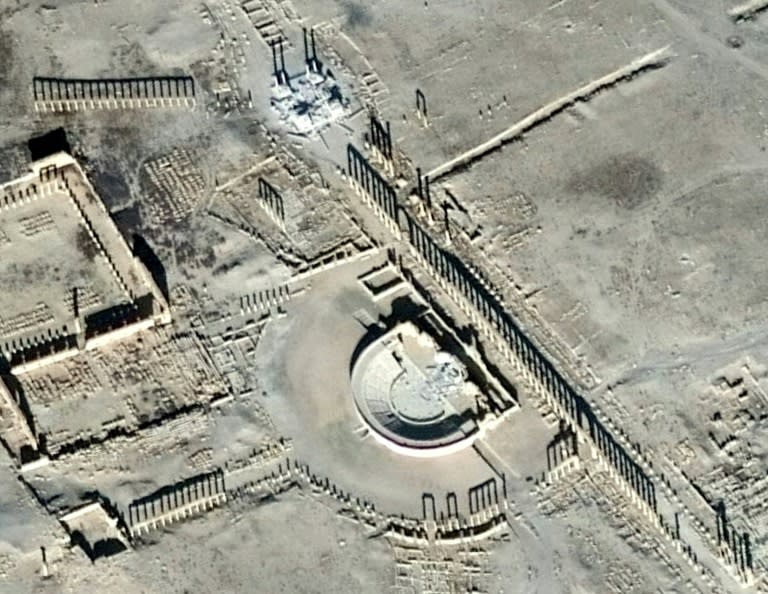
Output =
[
  {"x1": 372, "y1": 169, "x2": 380, "y2": 205},
  {"x1": 369, "y1": 116, "x2": 377, "y2": 152},
  {"x1": 373, "y1": 172, "x2": 381, "y2": 205},
  {"x1": 361, "y1": 163, "x2": 369, "y2": 196},
  {"x1": 350, "y1": 151, "x2": 358, "y2": 185},
  {"x1": 354, "y1": 154, "x2": 361, "y2": 188}
]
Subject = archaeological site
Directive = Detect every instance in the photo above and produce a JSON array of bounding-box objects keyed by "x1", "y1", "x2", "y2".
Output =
[{"x1": 1, "y1": 0, "x2": 768, "y2": 592}]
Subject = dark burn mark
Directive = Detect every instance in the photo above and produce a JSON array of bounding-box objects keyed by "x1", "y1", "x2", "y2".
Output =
[
  {"x1": 567, "y1": 154, "x2": 663, "y2": 209},
  {"x1": 342, "y1": 2, "x2": 372, "y2": 29}
]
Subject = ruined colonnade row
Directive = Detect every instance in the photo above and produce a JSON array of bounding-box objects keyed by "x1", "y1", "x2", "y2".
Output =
[
  {"x1": 345, "y1": 142, "x2": 659, "y2": 511},
  {"x1": 716, "y1": 503, "x2": 753, "y2": 580},
  {"x1": 346, "y1": 144, "x2": 401, "y2": 237},
  {"x1": 403, "y1": 211, "x2": 657, "y2": 504},
  {"x1": 368, "y1": 114, "x2": 394, "y2": 173},
  {"x1": 348, "y1": 139, "x2": 755, "y2": 579},
  {"x1": 421, "y1": 478, "x2": 504, "y2": 521},
  {"x1": 126, "y1": 469, "x2": 226, "y2": 536},
  {"x1": 32, "y1": 76, "x2": 196, "y2": 111},
  {"x1": 257, "y1": 177, "x2": 286, "y2": 229}
]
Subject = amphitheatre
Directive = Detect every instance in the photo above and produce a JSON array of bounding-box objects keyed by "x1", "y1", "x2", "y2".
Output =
[
  {"x1": 350, "y1": 316, "x2": 517, "y2": 457},
  {"x1": 0, "y1": 0, "x2": 767, "y2": 592}
]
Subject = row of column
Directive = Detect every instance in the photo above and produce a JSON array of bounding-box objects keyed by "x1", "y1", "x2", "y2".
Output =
[
  {"x1": 347, "y1": 144, "x2": 399, "y2": 224},
  {"x1": 468, "y1": 478, "x2": 499, "y2": 515},
  {"x1": 1, "y1": 172, "x2": 64, "y2": 212},
  {"x1": 421, "y1": 491, "x2": 459, "y2": 521},
  {"x1": 587, "y1": 410, "x2": 657, "y2": 511},
  {"x1": 302, "y1": 28, "x2": 322, "y2": 75},
  {"x1": 240, "y1": 284, "x2": 291, "y2": 313},
  {"x1": 415, "y1": 168, "x2": 433, "y2": 210},
  {"x1": 287, "y1": 458, "x2": 375, "y2": 513},
  {"x1": 716, "y1": 503, "x2": 753, "y2": 579},
  {"x1": 127, "y1": 469, "x2": 225, "y2": 526},
  {"x1": 402, "y1": 209, "x2": 657, "y2": 512},
  {"x1": 4, "y1": 328, "x2": 78, "y2": 366},
  {"x1": 421, "y1": 480, "x2": 501, "y2": 521},
  {"x1": 39, "y1": 165, "x2": 60, "y2": 182},
  {"x1": 270, "y1": 38, "x2": 289, "y2": 86},
  {"x1": 1, "y1": 183, "x2": 40, "y2": 210},
  {"x1": 33, "y1": 76, "x2": 196, "y2": 102},
  {"x1": 369, "y1": 114, "x2": 393, "y2": 161},
  {"x1": 546, "y1": 426, "x2": 577, "y2": 472},
  {"x1": 406, "y1": 207, "x2": 535, "y2": 385},
  {"x1": 257, "y1": 177, "x2": 286, "y2": 223}
]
